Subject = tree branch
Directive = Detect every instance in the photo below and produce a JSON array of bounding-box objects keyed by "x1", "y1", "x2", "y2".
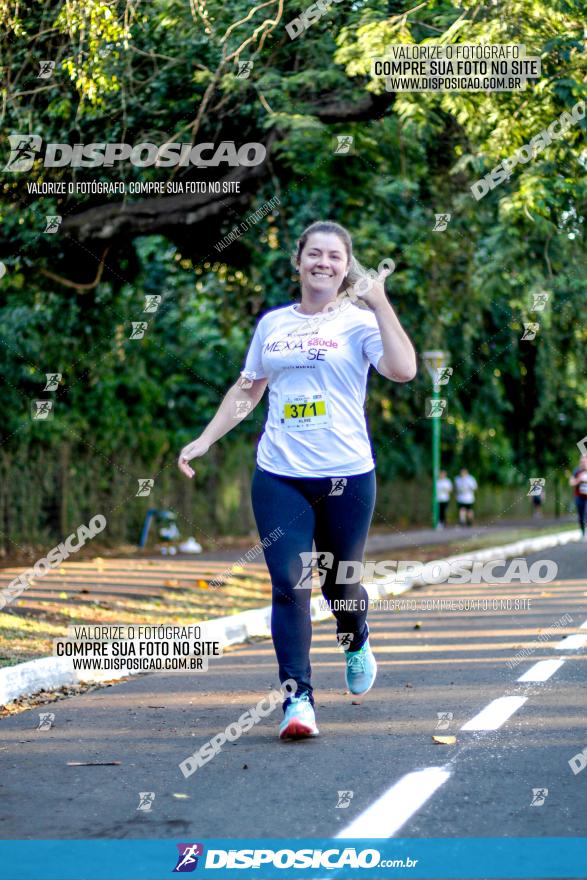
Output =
[
  {"x1": 60, "y1": 161, "x2": 271, "y2": 242},
  {"x1": 309, "y1": 90, "x2": 396, "y2": 123},
  {"x1": 39, "y1": 247, "x2": 110, "y2": 291}
]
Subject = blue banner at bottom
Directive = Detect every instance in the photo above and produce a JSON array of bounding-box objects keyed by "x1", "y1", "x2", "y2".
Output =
[{"x1": 1, "y1": 837, "x2": 586, "y2": 879}]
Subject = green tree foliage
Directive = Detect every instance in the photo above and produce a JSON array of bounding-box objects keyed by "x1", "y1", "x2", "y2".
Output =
[{"x1": 0, "y1": 0, "x2": 585, "y2": 546}]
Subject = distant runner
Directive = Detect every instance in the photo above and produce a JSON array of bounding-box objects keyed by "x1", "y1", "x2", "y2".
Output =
[
  {"x1": 455, "y1": 467, "x2": 478, "y2": 527},
  {"x1": 569, "y1": 454, "x2": 587, "y2": 540},
  {"x1": 531, "y1": 482, "x2": 544, "y2": 518},
  {"x1": 436, "y1": 469, "x2": 453, "y2": 529}
]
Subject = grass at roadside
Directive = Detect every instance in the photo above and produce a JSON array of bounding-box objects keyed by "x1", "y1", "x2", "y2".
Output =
[
  {"x1": 0, "y1": 562, "x2": 272, "y2": 670},
  {"x1": 0, "y1": 523, "x2": 577, "y2": 671}
]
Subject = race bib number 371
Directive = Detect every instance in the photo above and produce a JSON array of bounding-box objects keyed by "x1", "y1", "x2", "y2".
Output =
[{"x1": 280, "y1": 392, "x2": 331, "y2": 431}]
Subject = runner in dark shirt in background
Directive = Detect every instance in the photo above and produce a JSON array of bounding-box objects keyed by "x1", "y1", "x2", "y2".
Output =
[{"x1": 569, "y1": 455, "x2": 587, "y2": 540}]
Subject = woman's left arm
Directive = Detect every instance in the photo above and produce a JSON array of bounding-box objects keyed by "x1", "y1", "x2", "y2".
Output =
[{"x1": 356, "y1": 268, "x2": 417, "y2": 382}]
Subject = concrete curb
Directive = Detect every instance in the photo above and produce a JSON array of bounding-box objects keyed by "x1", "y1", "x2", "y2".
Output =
[
  {"x1": 407, "y1": 527, "x2": 581, "y2": 587},
  {"x1": 0, "y1": 528, "x2": 580, "y2": 706}
]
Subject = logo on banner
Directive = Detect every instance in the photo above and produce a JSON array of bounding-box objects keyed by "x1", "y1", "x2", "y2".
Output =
[
  {"x1": 173, "y1": 843, "x2": 204, "y2": 872},
  {"x1": 236, "y1": 61, "x2": 254, "y2": 79},
  {"x1": 294, "y1": 551, "x2": 334, "y2": 588},
  {"x1": 37, "y1": 712, "x2": 55, "y2": 730},
  {"x1": 38, "y1": 60, "x2": 56, "y2": 79},
  {"x1": 4, "y1": 135, "x2": 266, "y2": 171},
  {"x1": 4, "y1": 134, "x2": 42, "y2": 172},
  {"x1": 336, "y1": 790, "x2": 354, "y2": 808},
  {"x1": 333, "y1": 135, "x2": 354, "y2": 154},
  {"x1": 433, "y1": 213, "x2": 451, "y2": 231},
  {"x1": 44, "y1": 215, "x2": 62, "y2": 233},
  {"x1": 337, "y1": 632, "x2": 353, "y2": 651},
  {"x1": 329, "y1": 477, "x2": 347, "y2": 496},
  {"x1": 136, "y1": 792, "x2": 155, "y2": 812}
]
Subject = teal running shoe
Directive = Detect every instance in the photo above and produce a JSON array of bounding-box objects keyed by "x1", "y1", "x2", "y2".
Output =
[
  {"x1": 279, "y1": 694, "x2": 319, "y2": 740},
  {"x1": 345, "y1": 640, "x2": 377, "y2": 695}
]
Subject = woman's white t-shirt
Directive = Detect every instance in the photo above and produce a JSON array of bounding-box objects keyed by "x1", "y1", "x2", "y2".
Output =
[{"x1": 240, "y1": 300, "x2": 385, "y2": 478}]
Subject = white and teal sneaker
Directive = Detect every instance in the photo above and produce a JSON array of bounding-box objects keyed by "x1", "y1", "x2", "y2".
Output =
[
  {"x1": 345, "y1": 640, "x2": 377, "y2": 695},
  {"x1": 279, "y1": 694, "x2": 319, "y2": 740}
]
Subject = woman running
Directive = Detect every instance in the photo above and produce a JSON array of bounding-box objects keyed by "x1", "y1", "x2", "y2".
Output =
[{"x1": 178, "y1": 220, "x2": 417, "y2": 740}]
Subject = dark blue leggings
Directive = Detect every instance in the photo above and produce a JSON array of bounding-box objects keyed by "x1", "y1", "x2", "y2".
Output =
[
  {"x1": 576, "y1": 496, "x2": 587, "y2": 535},
  {"x1": 250, "y1": 465, "x2": 376, "y2": 705}
]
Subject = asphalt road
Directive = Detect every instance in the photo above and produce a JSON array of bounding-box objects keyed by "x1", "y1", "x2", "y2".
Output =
[
  {"x1": 1, "y1": 540, "x2": 586, "y2": 871},
  {"x1": 192, "y1": 517, "x2": 575, "y2": 563}
]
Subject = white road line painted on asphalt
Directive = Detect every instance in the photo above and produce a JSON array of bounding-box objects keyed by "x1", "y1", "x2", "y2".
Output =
[
  {"x1": 555, "y1": 633, "x2": 587, "y2": 651},
  {"x1": 579, "y1": 620, "x2": 587, "y2": 629},
  {"x1": 336, "y1": 766, "x2": 451, "y2": 839},
  {"x1": 460, "y1": 696, "x2": 527, "y2": 731},
  {"x1": 517, "y1": 659, "x2": 566, "y2": 682}
]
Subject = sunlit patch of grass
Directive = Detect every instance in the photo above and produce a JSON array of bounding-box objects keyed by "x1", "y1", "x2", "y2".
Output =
[
  {"x1": 3, "y1": 526, "x2": 569, "y2": 668},
  {"x1": 0, "y1": 570, "x2": 273, "y2": 668}
]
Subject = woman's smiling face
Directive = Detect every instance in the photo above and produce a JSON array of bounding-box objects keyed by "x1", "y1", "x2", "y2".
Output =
[{"x1": 298, "y1": 231, "x2": 349, "y2": 295}]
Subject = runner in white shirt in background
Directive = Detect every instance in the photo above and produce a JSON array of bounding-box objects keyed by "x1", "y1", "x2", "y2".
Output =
[
  {"x1": 178, "y1": 220, "x2": 417, "y2": 740},
  {"x1": 436, "y1": 469, "x2": 453, "y2": 529},
  {"x1": 454, "y1": 467, "x2": 478, "y2": 527}
]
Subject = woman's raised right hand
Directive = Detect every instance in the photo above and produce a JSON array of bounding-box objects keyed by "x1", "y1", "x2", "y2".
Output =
[{"x1": 177, "y1": 437, "x2": 210, "y2": 478}]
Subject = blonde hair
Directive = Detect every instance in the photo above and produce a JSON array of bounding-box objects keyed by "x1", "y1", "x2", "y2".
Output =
[{"x1": 291, "y1": 220, "x2": 375, "y2": 303}]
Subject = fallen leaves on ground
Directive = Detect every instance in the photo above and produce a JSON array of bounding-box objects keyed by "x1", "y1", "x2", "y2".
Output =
[
  {"x1": 66, "y1": 761, "x2": 121, "y2": 766},
  {"x1": 0, "y1": 680, "x2": 119, "y2": 717},
  {"x1": 432, "y1": 735, "x2": 456, "y2": 745}
]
